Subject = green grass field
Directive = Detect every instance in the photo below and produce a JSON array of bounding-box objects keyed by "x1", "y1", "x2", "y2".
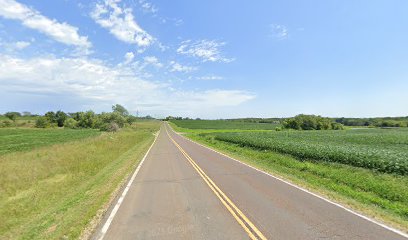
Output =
[
  {"x1": 0, "y1": 121, "x2": 160, "y2": 239},
  {"x1": 0, "y1": 128, "x2": 101, "y2": 155},
  {"x1": 170, "y1": 121, "x2": 408, "y2": 231},
  {"x1": 170, "y1": 119, "x2": 280, "y2": 130}
]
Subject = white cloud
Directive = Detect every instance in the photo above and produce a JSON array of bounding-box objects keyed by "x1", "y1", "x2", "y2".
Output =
[
  {"x1": 144, "y1": 56, "x2": 162, "y2": 67},
  {"x1": 173, "y1": 19, "x2": 183, "y2": 26},
  {"x1": 0, "y1": 0, "x2": 91, "y2": 50},
  {"x1": 139, "y1": 0, "x2": 158, "y2": 14},
  {"x1": 124, "y1": 51, "x2": 134, "y2": 64},
  {"x1": 177, "y1": 39, "x2": 234, "y2": 63},
  {"x1": 157, "y1": 42, "x2": 168, "y2": 51},
  {"x1": 15, "y1": 41, "x2": 30, "y2": 49},
  {"x1": 0, "y1": 40, "x2": 31, "y2": 51},
  {"x1": 169, "y1": 61, "x2": 197, "y2": 73},
  {"x1": 190, "y1": 90, "x2": 254, "y2": 106},
  {"x1": 269, "y1": 24, "x2": 288, "y2": 39},
  {"x1": 91, "y1": 0, "x2": 154, "y2": 48},
  {"x1": 196, "y1": 75, "x2": 224, "y2": 80},
  {"x1": 0, "y1": 54, "x2": 254, "y2": 116}
]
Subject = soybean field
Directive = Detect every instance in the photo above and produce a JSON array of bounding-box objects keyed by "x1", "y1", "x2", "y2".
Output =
[{"x1": 209, "y1": 128, "x2": 408, "y2": 175}]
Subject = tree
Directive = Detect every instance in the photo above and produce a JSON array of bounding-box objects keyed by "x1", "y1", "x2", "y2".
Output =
[
  {"x1": 96, "y1": 112, "x2": 126, "y2": 130},
  {"x1": 4, "y1": 112, "x2": 20, "y2": 122},
  {"x1": 112, "y1": 104, "x2": 129, "y2": 116},
  {"x1": 76, "y1": 111, "x2": 97, "y2": 128},
  {"x1": 283, "y1": 114, "x2": 344, "y2": 130},
  {"x1": 283, "y1": 118, "x2": 301, "y2": 130},
  {"x1": 55, "y1": 110, "x2": 67, "y2": 127},
  {"x1": 45, "y1": 111, "x2": 56, "y2": 123},
  {"x1": 22, "y1": 111, "x2": 31, "y2": 117}
]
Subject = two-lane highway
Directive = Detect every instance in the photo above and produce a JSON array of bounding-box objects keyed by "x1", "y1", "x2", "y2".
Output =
[{"x1": 93, "y1": 123, "x2": 407, "y2": 239}]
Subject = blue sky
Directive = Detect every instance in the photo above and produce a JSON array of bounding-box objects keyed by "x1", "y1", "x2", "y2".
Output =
[{"x1": 0, "y1": 0, "x2": 407, "y2": 118}]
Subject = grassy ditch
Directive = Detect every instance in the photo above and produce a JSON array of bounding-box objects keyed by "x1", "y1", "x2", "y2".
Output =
[{"x1": 0, "y1": 121, "x2": 160, "y2": 239}]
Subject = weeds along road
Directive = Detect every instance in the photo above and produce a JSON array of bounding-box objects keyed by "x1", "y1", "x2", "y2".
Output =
[{"x1": 93, "y1": 123, "x2": 407, "y2": 240}]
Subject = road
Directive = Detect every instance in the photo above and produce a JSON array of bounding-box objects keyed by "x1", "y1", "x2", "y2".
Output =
[{"x1": 93, "y1": 123, "x2": 407, "y2": 240}]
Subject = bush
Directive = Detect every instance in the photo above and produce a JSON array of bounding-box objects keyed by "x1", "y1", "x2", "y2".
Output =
[
  {"x1": 64, "y1": 118, "x2": 78, "y2": 129},
  {"x1": 1, "y1": 120, "x2": 13, "y2": 128},
  {"x1": 126, "y1": 115, "x2": 138, "y2": 125},
  {"x1": 75, "y1": 111, "x2": 97, "y2": 128},
  {"x1": 35, "y1": 117, "x2": 50, "y2": 128},
  {"x1": 96, "y1": 112, "x2": 126, "y2": 130},
  {"x1": 331, "y1": 122, "x2": 344, "y2": 130},
  {"x1": 103, "y1": 122, "x2": 120, "y2": 132}
]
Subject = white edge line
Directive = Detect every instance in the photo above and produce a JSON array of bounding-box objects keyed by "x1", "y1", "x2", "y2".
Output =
[
  {"x1": 166, "y1": 123, "x2": 408, "y2": 239},
  {"x1": 97, "y1": 130, "x2": 160, "y2": 240}
]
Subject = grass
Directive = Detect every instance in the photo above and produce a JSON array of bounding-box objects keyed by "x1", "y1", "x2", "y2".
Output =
[
  {"x1": 170, "y1": 119, "x2": 280, "y2": 130},
  {"x1": 0, "y1": 116, "x2": 38, "y2": 121},
  {"x1": 0, "y1": 121, "x2": 161, "y2": 240},
  {"x1": 169, "y1": 121, "x2": 408, "y2": 232},
  {"x1": 0, "y1": 116, "x2": 39, "y2": 128},
  {"x1": 0, "y1": 128, "x2": 101, "y2": 155}
]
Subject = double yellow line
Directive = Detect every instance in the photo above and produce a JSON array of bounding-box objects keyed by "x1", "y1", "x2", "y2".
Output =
[{"x1": 165, "y1": 126, "x2": 267, "y2": 240}]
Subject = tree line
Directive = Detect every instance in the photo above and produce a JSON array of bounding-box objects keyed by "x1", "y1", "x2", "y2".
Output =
[
  {"x1": 0, "y1": 104, "x2": 150, "y2": 132},
  {"x1": 283, "y1": 114, "x2": 344, "y2": 130},
  {"x1": 334, "y1": 117, "x2": 408, "y2": 128}
]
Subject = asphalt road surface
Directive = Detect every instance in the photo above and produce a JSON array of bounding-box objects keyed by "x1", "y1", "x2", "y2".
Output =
[{"x1": 93, "y1": 123, "x2": 407, "y2": 240}]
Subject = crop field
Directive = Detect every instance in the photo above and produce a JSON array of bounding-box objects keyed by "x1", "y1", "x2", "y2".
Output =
[
  {"x1": 170, "y1": 119, "x2": 280, "y2": 130},
  {"x1": 210, "y1": 128, "x2": 408, "y2": 175},
  {"x1": 171, "y1": 121, "x2": 408, "y2": 228},
  {"x1": 0, "y1": 121, "x2": 160, "y2": 239},
  {"x1": 0, "y1": 128, "x2": 101, "y2": 155}
]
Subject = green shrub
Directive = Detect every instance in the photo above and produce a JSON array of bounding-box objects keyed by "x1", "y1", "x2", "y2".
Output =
[
  {"x1": 75, "y1": 111, "x2": 97, "y2": 128},
  {"x1": 126, "y1": 115, "x2": 138, "y2": 125},
  {"x1": 2, "y1": 120, "x2": 13, "y2": 128},
  {"x1": 35, "y1": 117, "x2": 50, "y2": 128},
  {"x1": 105, "y1": 122, "x2": 120, "y2": 132},
  {"x1": 331, "y1": 122, "x2": 344, "y2": 130},
  {"x1": 64, "y1": 118, "x2": 78, "y2": 129},
  {"x1": 96, "y1": 112, "x2": 126, "y2": 131}
]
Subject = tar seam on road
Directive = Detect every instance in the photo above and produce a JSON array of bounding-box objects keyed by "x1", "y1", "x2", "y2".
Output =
[
  {"x1": 165, "y1": 126, "x2": 267, "y2": 240},
  {"x1": 96, "y1": 131, "x2": 160, "y2": 240},
  {"x1": 166, "y1": 123, "x2": 408, "y2": 239}
]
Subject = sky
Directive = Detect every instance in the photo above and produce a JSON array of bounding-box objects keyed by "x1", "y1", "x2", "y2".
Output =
[{"x1": 0, "y1": 0, "x2": 407, "y2": 118}]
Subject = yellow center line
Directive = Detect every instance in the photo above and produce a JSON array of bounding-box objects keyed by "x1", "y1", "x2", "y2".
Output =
[{"x1": 165, "y1": 125, "x2": 267, "y2": 240}]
